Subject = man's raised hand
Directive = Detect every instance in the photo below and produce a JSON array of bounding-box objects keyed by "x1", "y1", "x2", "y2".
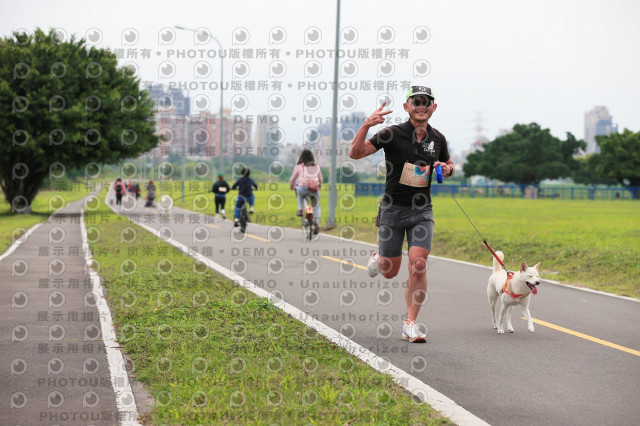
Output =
[{"x1": 364, "y1": 102, "x2": 393, "y2": 127}]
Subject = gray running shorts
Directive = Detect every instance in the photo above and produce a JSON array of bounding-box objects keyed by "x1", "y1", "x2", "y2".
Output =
[{"x1": 377, "y1": 203, "x2": 434, "y2": 258}]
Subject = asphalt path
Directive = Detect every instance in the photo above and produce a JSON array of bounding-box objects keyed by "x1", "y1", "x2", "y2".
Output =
[
  {"x1": 3, "y1": 189, "x2": 638, "y2": 425},
  {"x1": 119, "y1": 192, "x2": 640, "y2": 426},
  {"x1": 0, "y1": 201, "x2": 134, "y2": 425}
]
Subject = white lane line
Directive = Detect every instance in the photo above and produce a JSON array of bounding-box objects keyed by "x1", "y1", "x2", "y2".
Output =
[
  {"x1": 0, "y1": 223, "x2": 42, "y2": 263},
  {"x1": 127, "y1": 217, "x2": 489, "y2": 426},
  {"x1": 318, "y1": 232, "x2": 640, "y2": 303},
  {"x1": 81, "y1": 207, "x2": 141, "y2": 426}
]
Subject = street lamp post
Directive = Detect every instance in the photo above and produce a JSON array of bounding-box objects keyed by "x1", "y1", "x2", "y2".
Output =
[
  {"x1": 326, "y1": 0, "x2": 341, "y2": 228},
  {"x1": 175, "y1": 25, "x2": 225, "y2": 178}
]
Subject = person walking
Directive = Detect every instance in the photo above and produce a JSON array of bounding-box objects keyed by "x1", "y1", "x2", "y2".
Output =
[
  {"x1": 348, "y1": 85, "x2": 455, "y2": 343},
  {"x1": 231, "y1": 168, "x2": 258, "y2": 227},
  {"x1": 289, "y1": 149, "x2": 322, "y2": 234},
  {"x1": 211, "y1": 173, "x2": 230, "y2": 220},
  {"x1": 145, "y1": 180, "x2": 156, "y2": 208},
  {"x1": 114, "y1": 178, "x2": 125, "y2": 207}
]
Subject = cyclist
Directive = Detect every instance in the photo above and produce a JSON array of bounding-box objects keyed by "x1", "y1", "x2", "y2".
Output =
[
  {"x1": 289, "y1": 149, "x2": 322, "y2": 235},
  {"x1": 231, "y1": 167, "x2": 258, "y2": 227}
]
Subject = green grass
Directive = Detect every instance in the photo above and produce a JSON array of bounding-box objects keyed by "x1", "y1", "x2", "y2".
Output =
[
  {"x1": 430, "y1": 196, "x2": 640, "y2": 297},
  {"x1": 87, "y1": 197, "x2": 450, "y2": 425},
  {"x1": 0, "y1": 184, "x2": 94, "y2": 252},
  {"x1": 171, "y1": 181, "x2": 640, "y2": 298}
]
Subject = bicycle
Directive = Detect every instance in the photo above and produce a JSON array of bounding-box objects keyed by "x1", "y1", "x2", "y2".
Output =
[
  {"x1": 301, "y1": 194, "x2": 317, "y2": 241},
  {"x1": 238, "y1": 196, "x2": 249, "y2": 233}
]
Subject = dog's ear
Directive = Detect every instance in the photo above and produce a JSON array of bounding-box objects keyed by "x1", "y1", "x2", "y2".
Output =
[
  {"x1": 533, "y1": 262, "x2": 541, "y2": 270},
  {"x1": 520, "y1": 262, "x2": 528, "y2": 272}
]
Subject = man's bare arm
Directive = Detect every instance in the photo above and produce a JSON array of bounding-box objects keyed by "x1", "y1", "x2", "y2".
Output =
[{"x1": 349, "y1": 102, "x2": 392, "y2": 160}]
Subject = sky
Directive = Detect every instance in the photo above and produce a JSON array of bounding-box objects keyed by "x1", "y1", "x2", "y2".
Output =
[{"x1": 2, "y1": 0, "x2": 639, "y2": 156}]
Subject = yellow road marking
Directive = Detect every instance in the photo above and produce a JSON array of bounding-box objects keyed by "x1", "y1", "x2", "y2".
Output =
[
  {"x1": 205, "y1": 223, "x2": 268, "y2": 241},
  {"x1": 530, "y1": 318, "x2": 640, "y2": 357},
  {"x1": 322, "y1": 250, "x2": 640, "y2": 358},
  {"x1": 321, "y1": 255, "x2": 368, "y2": 271},
  {"x1": 189, "y1": 229, "x2": 640, "y2": 358}
]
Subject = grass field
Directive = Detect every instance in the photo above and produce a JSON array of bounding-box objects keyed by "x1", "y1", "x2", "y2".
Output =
[
  {"x1": 168, "y1": 181, "x2": 640, "y2": 298},
  {"x1": 87, "y1": 196, "x2": 449, "y2": 424},
  {"x1": 0, "y1": 185, "x2": 94, "y2": 252},
  {"x1": 1, "y1": 179, "x2": 637, "y2": 423}
]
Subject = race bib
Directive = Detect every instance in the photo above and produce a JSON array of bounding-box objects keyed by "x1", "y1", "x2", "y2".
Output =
[
  {"x1": 219, "y1": 187, "x2": 227, "y2": 193},
  {"x1": 399, "y1": 161, "x2": 430, "y2": 187}
]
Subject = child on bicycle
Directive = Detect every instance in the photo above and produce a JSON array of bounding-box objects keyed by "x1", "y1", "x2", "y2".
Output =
[
  {"x1": 289, "y1": 149, "x2": 322, "y2": 234},
  {"x1": 231, "y1": 167, "x2": 258, "y2": 227}
]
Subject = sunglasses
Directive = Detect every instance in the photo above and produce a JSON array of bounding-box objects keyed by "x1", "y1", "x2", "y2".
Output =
[{"x1": 411, "y1": 96, "x2": 432, "y2": 107}]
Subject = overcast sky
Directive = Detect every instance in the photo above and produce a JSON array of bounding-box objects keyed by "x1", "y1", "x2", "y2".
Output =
[{"x1": 3, "y1": 0, "x2": 639, "y2": 155}]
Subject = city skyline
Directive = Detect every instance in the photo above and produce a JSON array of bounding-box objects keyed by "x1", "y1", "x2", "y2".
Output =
[{"x1": 2, "y1": 0, "x2": 639, "y2": 156}]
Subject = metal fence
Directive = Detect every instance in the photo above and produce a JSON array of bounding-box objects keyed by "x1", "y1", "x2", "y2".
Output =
[{"x1": 354, "y1": 183, "x2": 640, "y2": 200}]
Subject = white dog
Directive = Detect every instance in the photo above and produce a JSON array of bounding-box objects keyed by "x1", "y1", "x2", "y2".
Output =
[{"x1": 487, "y1": 251, "x2": 541, "y2": 334}]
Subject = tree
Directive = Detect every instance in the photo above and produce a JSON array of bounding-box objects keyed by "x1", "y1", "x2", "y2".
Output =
[
  {"x1": 338, "y1": 164, "x2": 360, "y2": 183},
  {"x1": 571, "y1": 155, "x2": 616, "y2": 186},
  {"x1": 0, "y1": 28, "x2": 158, "y2": 212},
  {"x1": 463, "y1": 123, "x2": 586, "y2": 187},
  {"x1": 588, "y1": 129, "x2": 640, "y2": 187}
]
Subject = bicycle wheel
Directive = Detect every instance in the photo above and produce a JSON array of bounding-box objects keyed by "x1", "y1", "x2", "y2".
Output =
[
  {"x1": 240, "y1": 206, "x2": 248, "y2": 233},
  {"x1": 303, "y1": 197, "x2": 314, "y2": 241}
]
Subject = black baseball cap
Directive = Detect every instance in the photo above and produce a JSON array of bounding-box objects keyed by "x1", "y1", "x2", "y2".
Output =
[{"x1": 406, "y1": 85, "x2": 435, "y2": 101}]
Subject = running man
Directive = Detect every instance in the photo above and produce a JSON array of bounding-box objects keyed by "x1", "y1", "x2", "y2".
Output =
[{"x1": 348, "y1": 85, "x2": 455, "y2": 342}]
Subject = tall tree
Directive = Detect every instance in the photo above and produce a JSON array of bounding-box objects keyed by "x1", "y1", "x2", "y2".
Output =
[
  {"x1": 0, "y1": 28, "x2": 158, "y2": 212},
  {"x1": 588, "y1": 129, "x2": 640, "y2": 187},
  {"x1": 571, "y1": 155, "x2": 616, "y2": 186},
  {"x1": 463, "y1": 123, "x2": 585, "y2": 186}
]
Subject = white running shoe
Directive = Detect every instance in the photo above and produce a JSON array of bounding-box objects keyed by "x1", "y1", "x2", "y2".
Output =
[
  {"x1": 402, "y1": 320, "x2": 427, "y2": 343},
  {"x1": 367, "y1": 252, "x2": 379, "y2": 278},
  {"x1": 221, "y1": 209, "x2": 226, "y2": 219}
]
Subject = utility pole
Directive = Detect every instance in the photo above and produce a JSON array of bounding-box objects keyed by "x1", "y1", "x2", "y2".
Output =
[{"x1": 326, "y1": 0, "x2": 341, "y2": 228}]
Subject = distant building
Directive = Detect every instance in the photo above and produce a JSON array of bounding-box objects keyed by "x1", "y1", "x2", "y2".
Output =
[
  {"x1": 340, "y1": 112, "x2": 366, "y2": 135},
  {"x1": 584, "y1": 106, "x2": 617, "y2": 154},
  {"x1": 155, "y1": 109, "x2": 252, "y2": 159},
  {"x1": 145, "y1": 83, "x2": 190, "y2": 115},
  {"x1": 252, "y1": 114, "x2": 280, "y2": 158},
  {"x1": 317, "y1": 123, "x2": 332, "y2": 137}
]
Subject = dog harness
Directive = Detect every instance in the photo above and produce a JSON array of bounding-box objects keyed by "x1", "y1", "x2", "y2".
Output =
[{"x1": 502, "y1": 272, "x2": 528, "y2": 298}]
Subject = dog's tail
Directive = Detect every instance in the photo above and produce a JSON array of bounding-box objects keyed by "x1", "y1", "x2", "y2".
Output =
[{"x1": 493, "y1": 250, "x2": 504, "y2": 273}]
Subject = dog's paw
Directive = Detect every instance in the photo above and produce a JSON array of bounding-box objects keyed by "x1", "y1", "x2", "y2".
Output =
[
  {"x1": 528, "y1": 327, "x2": 535, "y2": 333},
  {"x1": 508, "y1": 328, "x2": 514, "y2": 333},
  {"x1": 497, "y1": 329, "x2": 504, "y2": 334}
]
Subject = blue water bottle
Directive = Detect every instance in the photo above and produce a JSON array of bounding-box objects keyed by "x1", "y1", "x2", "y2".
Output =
[{"x1": 436, "y1": 164, "x2": 443, "y2": 184}]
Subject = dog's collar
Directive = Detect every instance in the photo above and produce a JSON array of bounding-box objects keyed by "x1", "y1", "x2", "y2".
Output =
[{"x1": 502, "y1": 272, "x2": 529, "y2": 298}]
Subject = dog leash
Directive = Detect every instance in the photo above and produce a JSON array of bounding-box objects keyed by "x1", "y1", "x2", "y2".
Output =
[{"x1": 449, "y1": 193, "x2": 512, "y2": 274}]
